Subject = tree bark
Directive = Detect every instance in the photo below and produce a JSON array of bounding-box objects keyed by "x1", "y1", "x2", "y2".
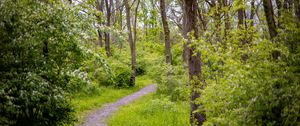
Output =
[
  {"x1": 125, "y1": 0, "x2": 137, "y2": 85},
  {"x1": 43, "y1": 41, "x2": 48, "y2": 58},
  {"x1": 215, "y1": 0, "x2": 222, "y2": 43},
  {"x1": 223, "y1": 0, "x2": 230, "y2": 41},
  {"x1": 105, "y1": 0, "x2": 111, "y2": 57},
  {"x1": 96, "y1": 0, "x2": 104, "y2": 47},
  {"x1": 263, "y1": 0, "x2": 278, "y2": 38},
  {"x1": 116, "y1": 0, "x2": 123, "y2": 30},
  {"x1": 276, "y1": 0, "x2": 282, "y2": 28},
  {"x1": 183, "y1": 0, "x2": 206, "y2": 125},
  {"x1": 97, "y1": 30, "x2": 103, "y2": 47},
  {"x1": 250, "y1": 0, "x2": 255, "y2": 26},
  {"x1": 296, "y1": 0, "x2": 300, "y2": 20},
  {"x1": 134, "y1": 0, "x2": 140, "y2": 45},
  {"x1": 110, "y1": 0, "x2": 115, "y2": 25},
  {"x1": 160, "y1": 0, "x2": 172, "y2": 64},
  {"x1": 181, "y1": 2, "x2": 188, "y2": 64},
  {"x1": 238, "y1": 9, "x2": 244, "y2": 28},
  {"x1": 238, "y1": 7, "x2": 247, "y2": 45},
  {"x1": 249, "y1": 0, "x2": 255, "y2": 42}
]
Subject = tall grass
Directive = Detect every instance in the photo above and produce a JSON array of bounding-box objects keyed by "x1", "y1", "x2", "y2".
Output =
[{"x1": 108, "y1": 94, "x2": 189, "y2": 126}]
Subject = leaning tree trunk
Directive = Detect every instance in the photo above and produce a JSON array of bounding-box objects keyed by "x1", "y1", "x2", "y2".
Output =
[
  {"x1": 125, "y1": 0, "x2": 136, "y2": 86},
  {"x1": 183, "y1": 0, "x2": 206, "y2": 125},
  {"x1": 263, "y1": 0, "x2": 278, "y2": 38},
  {"x1": 160, "y1": 0, "x2": 172, "y2": 64}
]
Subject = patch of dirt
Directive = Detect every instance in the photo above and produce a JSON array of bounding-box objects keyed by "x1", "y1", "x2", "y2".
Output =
[{"x1": 81, "y1": 84, "x2": 157, "y2": 126}]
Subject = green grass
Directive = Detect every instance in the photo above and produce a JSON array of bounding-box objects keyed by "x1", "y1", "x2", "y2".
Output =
[
  {"x1": 107, "y1": 94, "x2": 189, "y2": 126},
  {"x1": 71, "y1": 75, "x2": 153, "y2": 125}
]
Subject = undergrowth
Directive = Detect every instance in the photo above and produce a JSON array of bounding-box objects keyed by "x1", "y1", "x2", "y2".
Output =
[{"x1": 107, "y1": 93, "x2": 189, "y2": 126}]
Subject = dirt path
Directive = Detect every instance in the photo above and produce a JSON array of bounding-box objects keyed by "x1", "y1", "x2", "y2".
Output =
[{"x1": 81, "y1": 84, "x2": 157, "y2": 126}]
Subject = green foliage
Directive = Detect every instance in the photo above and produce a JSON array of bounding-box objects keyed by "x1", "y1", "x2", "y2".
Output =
[
  {"x1": 97, "y1": 53, "x2": 134, "y2": 88},
  {"x1": 196, "y1": 35, "x2": 300, "y2": 125},
  {"x1": 0, "y1": 72, "x2": 75, "y2": 126},
  {"x1": 0, "y1": 0, "x2": 97, "y2": 125},
  {"x1": 108, "y1": 94, "x2": 189, "y2": 126},
  {"x1": 140, "y1": 40, "x2": 188, "y2": 101},
  {"x1": 114, "y1": 66, "x2": 133, "y2": 88},
  {"x1": 171, "y1": 43, "x2": 184, "y2": 65},
  {"x1": 136, "y1": 58, "x2": 147, "y2": 76},
  {"x1": 150, "y1": 63, "x2": 188, "y2": 101}
]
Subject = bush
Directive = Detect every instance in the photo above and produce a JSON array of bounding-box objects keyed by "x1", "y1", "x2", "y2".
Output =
[
  {"x1": 150, "y1": 63, "x2": 189, "y2": 101},
  {"x1": 97, "y1": 60, "x2": 134, "y2": 88},
  {"x1": 65, "y1": 70, "x2": 90, "y2": 93},
  {"x1": 136, "y1": 59, "x2": 147, "y2": 76},
  {"x1": 0, "y1": 0, "x2": 95, "y2": 125},
  {"x1": 198, "y1": 38, "x2": 300, "y2": 125},
  {"x1": 0, "y1": 73, "x2": 75, "y2": 126},
  {"x1": 114, "y1": 69, "x2": 133, "y2": 88}
]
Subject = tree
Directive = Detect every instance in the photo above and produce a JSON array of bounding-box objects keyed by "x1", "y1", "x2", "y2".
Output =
[
  {"x1": 263, "y1": 0, "x2": 278, "y2": 38},
  {"x1": 183, "y1": 0, "x2": 206, "y2": 125},
  {"x1": 160, "y1": 0, "x2": 172, "y2": 64},
  {"x1": 105, "y1": 0, "x2": 112, "y2": 57},
  {"x1": 96, "y1": 0, "x2": 104, "y2": 47},
  {"x1": 0, "y1": 0, "x2": 95, "y2": 125},
  {"x1": 115, "y1": 0, "x2": 123, "y2": 30},
  {"x1": 124, "y1": 0, "x2": 139, "y2": 86}
]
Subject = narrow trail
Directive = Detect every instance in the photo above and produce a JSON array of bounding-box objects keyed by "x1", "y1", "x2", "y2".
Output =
[{"x1": 82, "y1": 84, "x2": 157, "y2": 126}]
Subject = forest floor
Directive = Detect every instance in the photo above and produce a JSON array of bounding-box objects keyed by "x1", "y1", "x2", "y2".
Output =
[{"x1": 81, "y1": 84, "x2": 157, "y2": 126}]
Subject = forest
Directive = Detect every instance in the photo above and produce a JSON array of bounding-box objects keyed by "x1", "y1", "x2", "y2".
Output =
[{"x1": 0, "y1": 0, "x2": 299, "y2": 125}]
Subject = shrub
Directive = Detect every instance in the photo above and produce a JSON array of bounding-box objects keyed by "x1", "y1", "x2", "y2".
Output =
[
  {"x1": 114, "y1": 69, "x2": 133, "y2": 88},
  {"x1": 97, "y1": 60, "x2": 134, "y2": 88},
  {"x1": 150, "y1": 63, "x2": 189, "y2": 101},
  {"x1": 198, "y1": 38, "x2": 300, "y2": 125},
  {"x1": 0, "y1": 72, "x2": 75, "y2": 126},
  {"x1": 0, "y1": 0, "x2": 95, "y2": 125},
  {"x1": 136, "y1": 59, "x2": 147, "y2": 76}
]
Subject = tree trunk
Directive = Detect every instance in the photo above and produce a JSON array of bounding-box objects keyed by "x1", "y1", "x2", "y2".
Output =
[
  {"x1": 116, "y1": 0, "x2": 123, "y2": 30},
  {"x1": 215, "y1": 0, "x2": 222, "y2": 43},
  {"x1": 125, "y1": 0, "x2": 136, "y2": 85},
  {"x1": 43, "y1": 41, "x2": 48, "y2": 58},
  {"x1": 276, "y1": 0, "x2": 282, "y2": 28},
  {"x1": 105, "y1": 0, "x2": 111, "y2": 57},
  {"x1": 249, "y1": 0, "x2": 255, "y2": 42},
  {"x1": 160, "y1": 0, "x2": 172, "y2": 64},
  {"x1": 183, "y1": 0, "x2": 206, "y2": 125},
  {"x1": 250, "y1": 0, "x2": 255, "y2": 27},
  {"x1": 263, "y1": 0, "x2": 278, "y2": 38},
  {"x1": 223, "y1": 0, "x2": 230, "y2": 41},
  {"x1": 96, "y1": 0, "x2": 104, "y2": 47},
  {"x1": 110, "y1": 0, "x2": 115, "y2": 25},
  {"x1": 296, "y1": 0, "x2": 300, "y2": 20},
  {"x1": 97, "y1": 30, "x2": 103, "y2": 47},
  {"x1": 134, "y1": 0, "x2": 140, "y2": 45},
  {"x1": 238, "y1": 8, "x2": 247, "y2": 45},
  {"x1": 238, "y1": 9, "x2": 244, "y2": 28},
  {"x1": 181, "y1": 3, "x2": 188, "y2": 64}
]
